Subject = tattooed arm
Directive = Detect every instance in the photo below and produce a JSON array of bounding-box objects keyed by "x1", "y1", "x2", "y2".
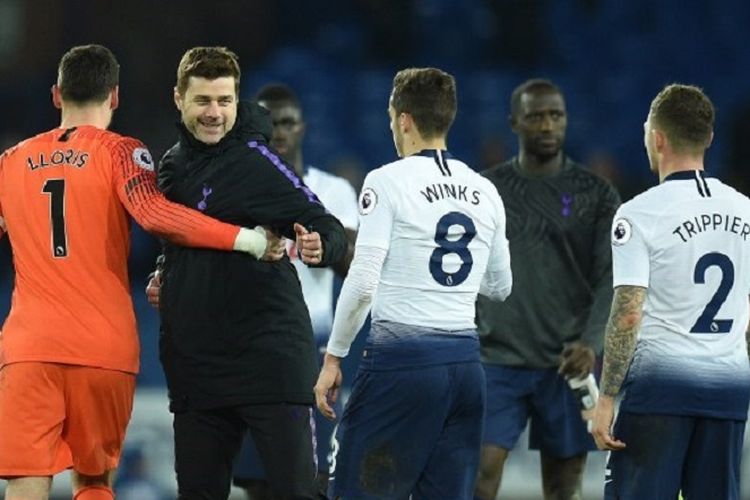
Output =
[
  {"x1": 600, "y1": 285, "x2": 647, "y2": 397},
  {"x1": 592, "y1": 285, "x2": 647, "y2": 450}
]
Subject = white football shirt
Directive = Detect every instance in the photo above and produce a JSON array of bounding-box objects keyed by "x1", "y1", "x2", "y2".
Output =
[
  {"x1": 612, "y1": 170, "x2": 750, "y2": 419},
  {"x1": 356, "y1": 150, "x2": 511, "y2": 330}
]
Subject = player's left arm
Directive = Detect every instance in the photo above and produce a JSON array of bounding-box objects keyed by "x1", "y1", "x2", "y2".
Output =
[
  {"x1": 599, "y1": 285, "x2": 646, "y2": 398},
  {"x1": 576, "y1": 183, "x2": 622, "y2": 362}
]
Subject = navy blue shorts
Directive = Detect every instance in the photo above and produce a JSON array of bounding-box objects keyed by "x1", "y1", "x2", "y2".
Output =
[
  {"x1": 482, "y1": 364, "x2": 595, "y2": 458},
  {"x1": 604, "y1": 412, "x2": 745, "y2": 500},
  {"x1": 329, "y1": 342, "x2": 485, "y2": 500}
]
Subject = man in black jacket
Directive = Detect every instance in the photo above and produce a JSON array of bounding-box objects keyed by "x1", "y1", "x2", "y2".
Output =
[{"x1": 157, "y1": 46, "x2": 347, "y2": 500}]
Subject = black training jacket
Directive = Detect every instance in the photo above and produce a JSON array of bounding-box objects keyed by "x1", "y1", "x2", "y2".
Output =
[{"x1": 157, "y1": 101, "x2": 347, "y2": 411}]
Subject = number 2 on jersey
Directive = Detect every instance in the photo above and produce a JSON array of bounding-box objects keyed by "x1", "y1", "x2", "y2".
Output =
[
  {"x1": 41, "y1": 178, "x2": 68, "y2": 258},
  {"x1": 430, "y1": 212, "x2": 476, "y2": 287},
  {"x1": 690, "y1": 252, "x2": 734, "y2": 333}
]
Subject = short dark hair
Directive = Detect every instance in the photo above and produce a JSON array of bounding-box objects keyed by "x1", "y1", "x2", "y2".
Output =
[
  {"x1": 57, "y1": 44, "x2": 119, "y2": 104},
  {"x1": 255, "y1": 83, "x2": 301, "y2": 110},
  {"x1": 510, "y1": 79, "x2": 563, "y2": 117},
  {"x1": 649, "y1": 84, "x2": 714, "y2": 154},
  {"x1": 391, "y1": 67, "x2": 456, "y2": 139},
  {"x1": 176, "y1": 47, "x2": 240, "y2": 96}
]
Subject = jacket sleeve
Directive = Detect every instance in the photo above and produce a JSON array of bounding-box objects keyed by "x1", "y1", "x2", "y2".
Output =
[
  {"x1": 244, "y1": 141, "x2": 347, "y2": 267},
  {"x1": 111, "y1": 137, "x2": 241, "y2": 251},
  {"x1": 303, "y1": 212, "x2": 347, "y2": 268}
]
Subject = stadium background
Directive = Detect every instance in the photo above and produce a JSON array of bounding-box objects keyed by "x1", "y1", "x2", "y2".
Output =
[{"x1": 1, "y1": 0, "x2": 750, "y2": 497}]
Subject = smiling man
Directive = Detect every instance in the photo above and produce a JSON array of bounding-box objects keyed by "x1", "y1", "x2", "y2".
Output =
[
  {"x1": 176, "y1": 76, "x2": 236, "y2": 144},
  {"x1": 156, "y1": 47, "x2": 348, "y2": 500}
]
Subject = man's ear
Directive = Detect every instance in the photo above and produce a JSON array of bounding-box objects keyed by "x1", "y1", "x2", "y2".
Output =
[
  {"x1": 653, "y1": 128, "x2": 666, "y2": 152},
  {"x1": 400, "y1": 112, "x2": 413, "y2": 133},
  {"x1": 174, "y1": 87, "x2": 183, "y2": 111},
  {"x1": 110, "y1": 86, "x2": 119, "y2": 110},
  {"x1": 51, "y1": 84, "x2": 62, "y2": 109}
]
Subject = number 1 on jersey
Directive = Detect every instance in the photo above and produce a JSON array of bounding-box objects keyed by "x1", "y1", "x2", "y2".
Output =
[{"x1": 42, "y1": 178, "x2": 68, "y2": 258}]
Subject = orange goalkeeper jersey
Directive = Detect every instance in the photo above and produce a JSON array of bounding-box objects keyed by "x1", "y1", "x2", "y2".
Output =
[{"x1": 0, "y1": 125, "x2": 242, "y2": 374}]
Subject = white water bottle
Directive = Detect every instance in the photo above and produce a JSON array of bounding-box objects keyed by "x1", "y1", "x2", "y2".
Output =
[
  {"x1": 568, "y1": 373, "x2": 599, "y2": 432},
  {"x1": 568, "y1": 373, "x2": 599, "y2": 411}
]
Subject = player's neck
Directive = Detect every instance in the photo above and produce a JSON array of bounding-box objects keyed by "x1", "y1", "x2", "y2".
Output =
[
  {"x1": 403, "y1": 137, "x2": 447, "y2": 157},
  {"x1": 59, "y1": 105, "x2": 112, "y2": 130},
  {"x1": 658, "y1": 156, "x2": 704, "y2": 183},
  {"x1": 517, "y1": 150, "x2": 563, "y2": 176}
]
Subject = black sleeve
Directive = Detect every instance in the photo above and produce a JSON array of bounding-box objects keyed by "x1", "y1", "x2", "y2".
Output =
[
  {"x1": 245, "y1": 149, "x2": 347, "y2": 268},
  {"x1": 580, "y1": 180, "x2": 622, "y2": 353},
  {"x1": 156, "y1": 145, "x2": 180, "y2": 196}
]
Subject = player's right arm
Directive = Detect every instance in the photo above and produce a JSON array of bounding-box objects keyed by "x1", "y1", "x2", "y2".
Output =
[
  {"x1": 592, "y1": 206, "x2": 649, "y2": 451},
  {"x1": 316, "y1": 171, "x2": 392, "y2": 420},
  {"x1": 111, "y1": 137, "x2": 268, "y2": 258},
  {"x1": 592, "y1": 284, "x2": 646, "y2": 451}
]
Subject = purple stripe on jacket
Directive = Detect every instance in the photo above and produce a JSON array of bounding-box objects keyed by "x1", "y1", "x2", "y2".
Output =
[{"x1": 247, "y1": 141, "x2": 321, "y2": 204}]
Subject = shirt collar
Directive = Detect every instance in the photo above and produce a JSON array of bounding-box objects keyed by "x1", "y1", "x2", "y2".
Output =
[
  {"x1": 663, "y1": 170, "x2": 709, "y2": 182},
  {"x1": 412, "y1": 149, "x2": 454, "y2": 160}
]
